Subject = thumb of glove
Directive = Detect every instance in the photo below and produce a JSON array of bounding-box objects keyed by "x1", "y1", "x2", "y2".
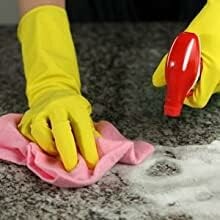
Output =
[{"x1": 152, "y1": 55, "x2": 167, "y2": 87}]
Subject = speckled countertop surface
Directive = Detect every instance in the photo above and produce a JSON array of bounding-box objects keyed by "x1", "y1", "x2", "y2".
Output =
[{"x1": 0, "y1": 23, "x2": 220, "y2": 220}]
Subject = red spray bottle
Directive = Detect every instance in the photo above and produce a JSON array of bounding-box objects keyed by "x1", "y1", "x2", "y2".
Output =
[{"x1": 164, "y1": 32, "x2": 202, "y2": 117}]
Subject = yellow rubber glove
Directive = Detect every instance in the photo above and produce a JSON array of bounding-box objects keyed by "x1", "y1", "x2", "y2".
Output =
[
  {"x1": 17, "y1": 5, "x2": 99, "y2": 171},
  {"x1": 152, "y1": 0, "x2": 220, "y2": 108}
]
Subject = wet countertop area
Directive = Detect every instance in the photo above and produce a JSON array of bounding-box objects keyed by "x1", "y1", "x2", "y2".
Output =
[{"x1": 0, "y1": 23, "x2": 220, "y2": 220}]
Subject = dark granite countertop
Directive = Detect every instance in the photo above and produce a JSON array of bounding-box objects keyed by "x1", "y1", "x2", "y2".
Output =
[{"x1": 0, "y1": 23, "x2": 220, "y2": 220}]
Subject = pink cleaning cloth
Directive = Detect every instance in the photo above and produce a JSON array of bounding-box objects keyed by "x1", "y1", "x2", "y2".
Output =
[{"x1": 0, "y1": 113, "x2": 154, "y2": 188}]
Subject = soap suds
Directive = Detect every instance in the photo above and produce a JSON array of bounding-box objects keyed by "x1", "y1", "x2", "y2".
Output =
[{"x1": 112, "y1": 140, "x2": 220, "y2": 220}]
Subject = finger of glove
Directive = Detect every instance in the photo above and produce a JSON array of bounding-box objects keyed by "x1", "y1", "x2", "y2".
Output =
[
  {"x1": 152, "y1": 54, "x2": 167, "y2": 87},
  {"x1": 184, "y1": 64, "x2": 218, "y2": 108},
  {"x1": 31, "y1": 119, "x2": 58, "y2": 156},
  {"x1": 214, "y1": 83, "x2": 220, "y2": 94},
  {"x1": 51, "y1": 119, "x2": 78, "y2": 172},
  {"x1": 84, "y1": 99, "x2": 101, "y2": 138},
  {"x1": 18, "y1": 116, "x2": 36, "y2": 143},
  {"x1": 89, "y1": 117, "x2": 101, "y2": 138},
  {"x1": 70, "y1": 111, "x2": 99, "y2": 169},
  {"x1": 94, "y1": 129, "x2": 101, "y2": 138}
]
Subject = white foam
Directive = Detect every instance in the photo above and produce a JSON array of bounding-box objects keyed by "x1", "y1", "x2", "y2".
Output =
[{"x1": 113, "y1": 140, "x2": 220, "y2": 220}]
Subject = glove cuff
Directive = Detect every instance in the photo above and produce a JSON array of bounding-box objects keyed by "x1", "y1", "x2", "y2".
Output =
[
  {"x1": 17, "y1": 5, "x2": 81, "y2": 107},
  {"x1": 17, "y1": 5, "x2": 66, "y2": 36},
  {"x1": 208, "y1": 0, "x2": 220, "y2": 5}
]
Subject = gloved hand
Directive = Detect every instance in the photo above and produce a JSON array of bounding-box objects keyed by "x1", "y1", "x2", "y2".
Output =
[
  {"x1": 17, "y1": 5, "x2": 99, "y2": 171},
  {"x1": 152, "y1": 0, "x2": 220, "y2": 108}
]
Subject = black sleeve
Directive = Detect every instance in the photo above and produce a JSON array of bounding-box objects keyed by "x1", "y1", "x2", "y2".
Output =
[{"x1": 66, "y1": 0, "x2": 206, "y2": 22}]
